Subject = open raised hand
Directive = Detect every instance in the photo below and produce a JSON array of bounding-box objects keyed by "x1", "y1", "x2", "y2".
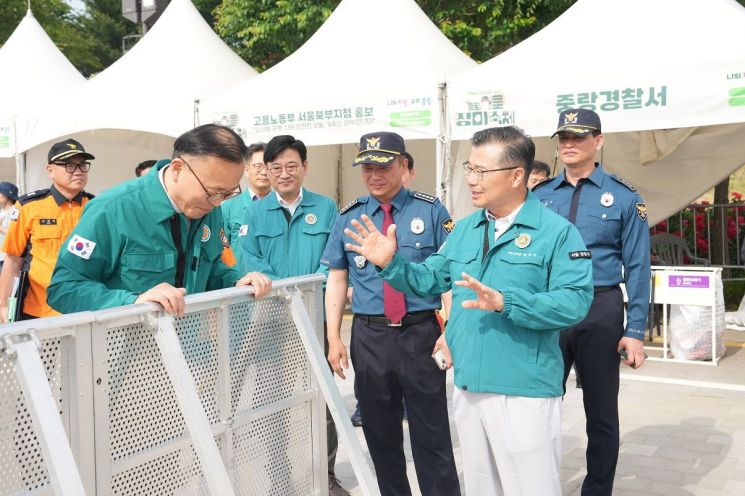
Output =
[
  {"x1": 455, "y1": 272, "x2": 505, "y2": 312},
  {"x1": 344, "y1": 214, "x2": 397, "y2": 268}
]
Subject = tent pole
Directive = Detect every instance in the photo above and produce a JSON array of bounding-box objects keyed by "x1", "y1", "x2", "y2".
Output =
[
  {"x1": 193, "y1": 98, "x2": 200, "y2": 128},
  {"x1": 336, "y1": 144, "x2": 343, "y2": 205},
  {"x1": 15, "y1": 153, "x2": 26, "y2": 195},
  {"x1": 436, "y1": 82, "x2": 452, "y2": 212}
]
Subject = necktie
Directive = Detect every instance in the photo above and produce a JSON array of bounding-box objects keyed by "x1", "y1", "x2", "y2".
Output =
[
  {"x1": 568, "y1": 178, "x2": 589, "y2": 224},
  {"x1": 381, "y1": 203, "x2": 406, "y2": 323}
]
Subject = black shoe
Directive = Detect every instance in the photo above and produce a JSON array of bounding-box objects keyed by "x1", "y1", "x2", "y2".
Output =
[
  {"x1": 329, "y1": 473, "x2": 351, "y2": 496},
  {"x1": 350, "y1": 406, "x2": 362, "y2": 427}
]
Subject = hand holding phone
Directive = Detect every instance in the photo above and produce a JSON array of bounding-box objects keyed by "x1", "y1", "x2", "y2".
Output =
[{"x1": 432, "y1": 349, "x2": 448, "y2": 370}]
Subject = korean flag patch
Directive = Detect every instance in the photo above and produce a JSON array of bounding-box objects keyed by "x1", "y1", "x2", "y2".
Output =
[
  {"x1": 67, "y1": 234, "x2": 96, "y2": 260},
  {"x1": 9, "y1": 207, "x2": 19, "y2": 222}
]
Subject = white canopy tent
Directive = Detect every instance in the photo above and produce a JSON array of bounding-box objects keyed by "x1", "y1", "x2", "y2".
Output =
[
  {"x1": 0, "y1": 10, "x2": 85, "y2": 186},
  {"x1": 16, "y1": 0, "x2": 258, "y2": 194},
  {"x1": 202, "y1": 0, "x2": 475, "y2": 204},
  {"x1": 446, "y1": 0, "x2": 745, "y2": 224}
]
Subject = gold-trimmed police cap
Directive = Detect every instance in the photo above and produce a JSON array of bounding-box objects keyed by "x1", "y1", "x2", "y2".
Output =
[
  {"x1": 552, "y1": 108, "x2": 602, "y2": 138},
  {"x1": 353, "y1": 132, "x2": 405, "y2": 166},
  {"x1": 47, "y1": 138, "x2": 95, "y2": 163}
]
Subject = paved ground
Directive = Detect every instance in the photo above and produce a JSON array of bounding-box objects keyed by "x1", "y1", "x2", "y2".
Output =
[{"x1": 332, "y1": 319, "x2": 745, "y2": 495}]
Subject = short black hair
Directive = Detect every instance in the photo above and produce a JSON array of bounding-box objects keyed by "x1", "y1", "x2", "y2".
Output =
[
  {"x1": 263, "y1": 135, "x2": 307, "y2": 163},
  {"x1": 402, "y1": 151, "x2": 414, "y2": 171},
  {"x1": 529, "y1": 160, "x2": 550, "y2": 177},
  {"x1": 246, "y1": 142, "x2": 265, "y2": 159},
  {"x1": 172, "y1": 124, "x2": 247, "y2": 164},
  {"x1": 135, "y1": 159, "x2": 156, "y2": 177},
  {"x1": 470, "y1": 126, "x2": 535, "y2": 181}
]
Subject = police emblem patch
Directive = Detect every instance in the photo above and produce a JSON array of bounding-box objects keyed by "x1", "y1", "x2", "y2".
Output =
[
  {"x1": 67, "y1": 234, "x2": 96, "y2": 260},
  {"x1": 636, "y1": 203, "x2": 648, "y2": 221},
  {"x1": 354, "y1": 255, "x2": 366, "y2": 269},
  {"x1": 515, "y1": 233, "x2": 531, "y2": 249},
  {"x1": 238, "y1": 225, "x2": 248, "y2": 236},
  {"x1": 442, "y1": 218, "x2": 455, "y2": 233},
  {"x1": 600, "y1": 192, "x2": 614, "y2": 207},
  {"x1": 219, "y1": 228, "x2": 230, "y2": 248},
  {"x1": 305, "y1": 213, "x2": 317, "y2": 225},
  {"x1": 410, "y1": 217, "x2": 424, "y2": 234},
  {"x1": 201, "y1": 225, "x2": 211, "y2": 242}
]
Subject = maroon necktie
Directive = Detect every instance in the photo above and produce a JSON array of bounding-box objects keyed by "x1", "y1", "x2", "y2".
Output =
[{"x1": 381, "y1": 203, "x2": 406, "y2": 323}]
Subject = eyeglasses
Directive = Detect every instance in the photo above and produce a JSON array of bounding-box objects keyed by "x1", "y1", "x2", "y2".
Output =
[
  {"x1": 178, "y1": 156, "x2": 242, "y2": 206},
  {"x1": 462, "y1": 161, "x2": 520, "y2": 181},
  {"x1": 53, "y1": 161, "x2": 91, "y2": 173},
  {"x1": 250, "y1": 162, "x2": 268, "y2": 171},
  {"x1": 267, "y1": 161, "x2": 301, "y2": 177}
]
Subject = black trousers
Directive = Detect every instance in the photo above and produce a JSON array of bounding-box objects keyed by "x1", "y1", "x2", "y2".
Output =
[
  {"x1": 351, "y1": 314, "x2": 460, "y2": 496},
  {"x1": 561, "y1": 288, "x2": 624, "y2": 496}
]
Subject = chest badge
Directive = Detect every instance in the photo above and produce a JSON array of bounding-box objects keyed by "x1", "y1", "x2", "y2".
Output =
[
  {"x1": 515, "y1": 233, "x2": 531, "y2": 249},
  {"x1": 238, "y1": 224, "x2": 248, "y2": 236},
  {"x1": 354, "y1": 255, "x2": 367, "y2": 269},
  {"x1": 410, "y1": 217, "x2": 424, "y2": 235},
  {"x1": 600, "y1": 192, "x2": 614, "y2": 207},
  {"x1": 201, "y1": 225, "x2": 211, "y2": 242},
  {"x1": 305, "y1": 213, "x2": 317, "y2": 225}
]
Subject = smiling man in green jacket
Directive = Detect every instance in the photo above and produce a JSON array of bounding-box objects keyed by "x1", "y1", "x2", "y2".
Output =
[
  {"x1": 47, "y1": 124, "x2": 271, "y2": 315},
  {"x1": 344, "y1": 126, "x2": 593, "y2": 496}
]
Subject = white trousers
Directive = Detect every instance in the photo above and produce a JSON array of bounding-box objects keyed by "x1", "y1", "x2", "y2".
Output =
[{"x1": 453, "y1": 387, "x2": 562, "y2": 496}]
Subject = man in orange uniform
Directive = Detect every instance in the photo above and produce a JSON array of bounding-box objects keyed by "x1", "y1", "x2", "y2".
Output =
[{"x1": 0, "y1": 138, "x2": 95, "y2": 321}]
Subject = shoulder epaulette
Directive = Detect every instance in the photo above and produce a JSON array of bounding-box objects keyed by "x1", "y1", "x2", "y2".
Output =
[
  {"x1": 531, "y1": 178, "x2": 553, "y2": 191},
  {"x1": 412, "y1": 191, "x2": 438, "y2": 203},
  {"x1": 340, "y1": 198, "x2": 361, "y2": 214},
  {"x1": 18, "y1": 189, "x2": 51, "y2": 205},
  {"x1": 609, "y1": 174, "x2": 636, "y2": 192}
]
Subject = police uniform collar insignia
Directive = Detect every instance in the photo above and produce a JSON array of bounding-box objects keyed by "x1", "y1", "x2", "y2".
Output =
[
  {"x1": 305, "y1": 213, "x2": 317, "y2": 225},
  {"x1": 515, "y1": 233, "x2": 531, "y2": 249},
  {"x1": 410, "y1": 217, "x2": 424, "y2": 234},
  {"x1": 340, "y1": 198, "x2": 360, "y2": 214},
  {"x1": 600, "y1": 192, "x2": 614, "y2": 207},
  {"x1": 610, "y1": 174, "x2": 636, "y2": 191},
  {"x1": 354, "y1": 255, "x2": 366, "y2": 269},
  {"x1": 201, "y1": 224, "x2": 211, "y2": 242},
  {"x1": 412, "y1": 191, "x2": 437, "y2": 203}
]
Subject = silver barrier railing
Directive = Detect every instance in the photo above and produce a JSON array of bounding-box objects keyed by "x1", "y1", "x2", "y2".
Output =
[{"x1": 0, "y1": 275, "x2": 379, "y2": 496}]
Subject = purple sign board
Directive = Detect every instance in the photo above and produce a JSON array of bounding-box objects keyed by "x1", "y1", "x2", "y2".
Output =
[{"x1": 668, "y1": 275, "x2": 710, "y2": 288}]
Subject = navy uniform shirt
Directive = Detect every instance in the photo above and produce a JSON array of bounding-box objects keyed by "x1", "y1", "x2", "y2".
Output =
[
  {"x1": 321, "y1": 187, "x2": 452, "y2": 315},
  {"x1": 533, "y1": 163, "x2": 650, "y2": 339}
]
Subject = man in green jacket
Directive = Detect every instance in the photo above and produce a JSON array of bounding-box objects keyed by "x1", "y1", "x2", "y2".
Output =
[
  {"x1": 343, "y1": 126, "x2": 593, "y2": 496},
  {"x1": 47, "y1": 124, "x2": 271, "y2": 315},
  {"x1": 240, "y1": 135, "x2": 348, "y2": 496}
]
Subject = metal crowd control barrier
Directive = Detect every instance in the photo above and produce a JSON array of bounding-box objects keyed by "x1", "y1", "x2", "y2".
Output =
[{"x1": 0, "y1": 275, "x2": 379, "y2": 496}]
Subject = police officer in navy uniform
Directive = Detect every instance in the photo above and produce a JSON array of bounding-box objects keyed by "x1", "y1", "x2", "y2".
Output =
[
  {"x1": 322, "y1": 132, "x2": 460, "y2": 496},
  {"x1": 533, "y1": 108, "x2": 651, "y2": 496}
]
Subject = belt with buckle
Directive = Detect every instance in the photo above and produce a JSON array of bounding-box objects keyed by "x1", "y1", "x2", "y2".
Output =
[{"x1": 356, "y1": 311, "x2": 436, "y2": 327}]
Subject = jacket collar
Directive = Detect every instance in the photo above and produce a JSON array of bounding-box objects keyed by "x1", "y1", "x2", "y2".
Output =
[
  {"x1": 476, "y1": 192, "x2": 542, "y2": 230},
  {"x1": 367, "y1": 187, "x2": 408, "y2": 214},
  {"x1": 147, "y1": 160, "x2": 185, "y2": 223},
  {"x1": 50, "y1": 184, "x2": 85, "y2": 206},
  {"x1": 555, "y1": 162, "x2": 606, "y2": 189}
]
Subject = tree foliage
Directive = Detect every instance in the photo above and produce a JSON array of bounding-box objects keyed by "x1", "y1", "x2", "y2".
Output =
[{"x1": 214, "y1": 0, "x2": 337, "y2": 71}]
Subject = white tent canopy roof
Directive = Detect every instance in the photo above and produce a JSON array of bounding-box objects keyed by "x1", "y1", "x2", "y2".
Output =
[
  {"x1": 17, "y1": 0, "x2": 258, "y2": 152},
  {"x1": 446, "y1": 0, "x2": 745, "y2": 224},
  {"x1": 203, "y1": 0, "x2": 476, "y2": 145},
  {"x1": 449, "y1": 0, "x2": 745, "y2": 138},
  {"x1": 0, "y1": 10, "x2": 84, "y2": 159}
]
